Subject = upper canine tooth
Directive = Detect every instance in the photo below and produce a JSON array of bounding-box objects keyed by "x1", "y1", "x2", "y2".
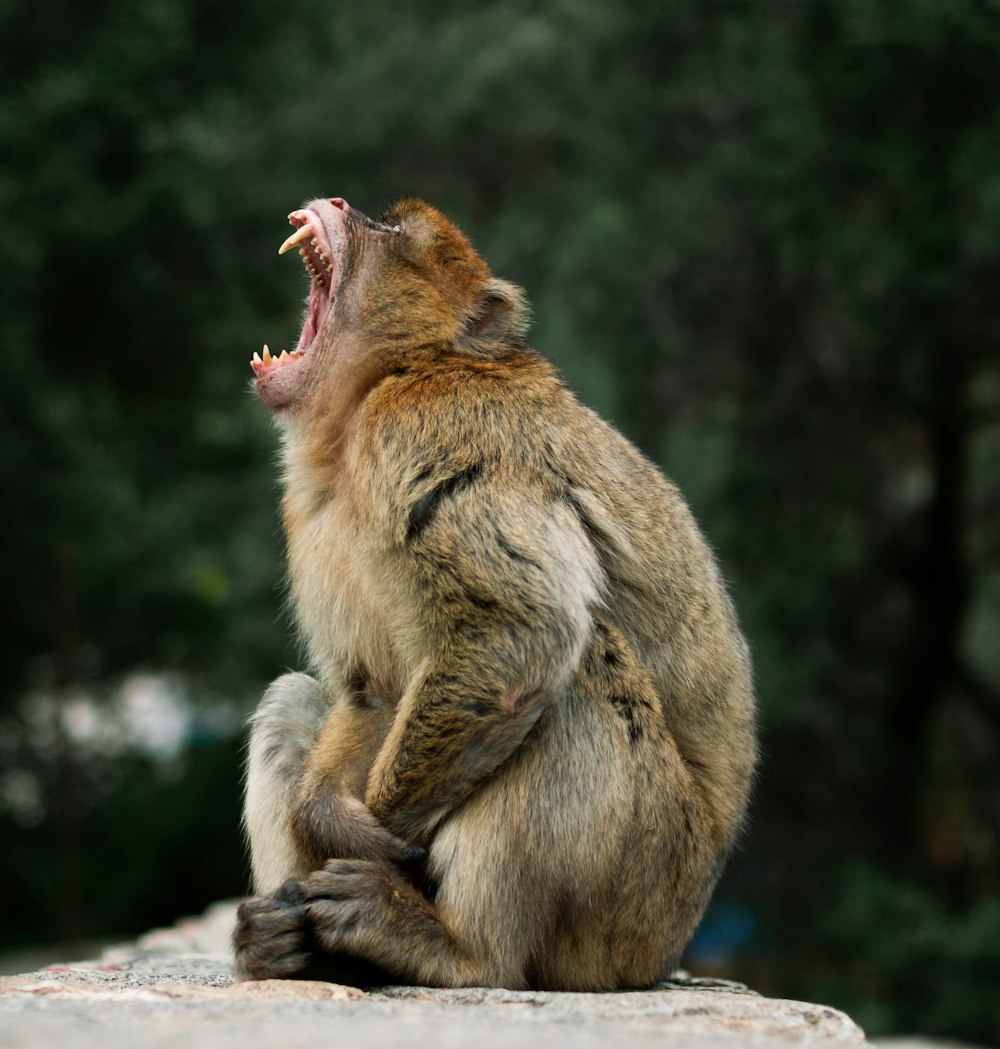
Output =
[
  {"x1": 278, "y1": 225, "x2": 313, "y2": 255},
  {"x1": 263, "y1": 344, "x2": 273, "y2": 364}
]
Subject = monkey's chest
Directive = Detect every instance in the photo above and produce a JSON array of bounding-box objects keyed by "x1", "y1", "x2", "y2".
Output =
[{"x1": 285, "y1": 499, "x2": 418, "y2": 692}]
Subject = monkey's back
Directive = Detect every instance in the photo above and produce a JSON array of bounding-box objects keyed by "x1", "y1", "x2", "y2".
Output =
[{"x1": 552, "y1": 397, "x2": 756, "y2": 844}]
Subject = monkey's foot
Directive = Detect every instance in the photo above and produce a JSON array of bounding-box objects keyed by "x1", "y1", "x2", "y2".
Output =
[
  {"x1": 233, "y1": 862, "x2": 438, "y2": 985},
  {"x1": 290, "y1": 858, "x2": 428, "y2": 945},
  {"x1": 232, "y1": 895, "x2": 312, "y2": 980},
  {"x1": 272, "y1": 859, "x2": 454, "y2": 985}
]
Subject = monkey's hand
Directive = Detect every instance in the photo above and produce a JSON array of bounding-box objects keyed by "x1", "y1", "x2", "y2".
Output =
[
  {"x1": 232, "y1": 894, "x2": 311, "y2": 980},
  {"x1": 291, "y1": 787, "x2": 427, "y2": 871},
  {"x1": 272, "y1": 859, "x2": 457, "y2": 985},
  {"x1": 365, "y1": 478, "x2": 602, "y2": 842}
]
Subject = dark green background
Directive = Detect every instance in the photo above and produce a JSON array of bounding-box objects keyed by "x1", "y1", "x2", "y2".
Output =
[{"x1": 2, "y1": 0, "x2": 999, "y2": 1042}]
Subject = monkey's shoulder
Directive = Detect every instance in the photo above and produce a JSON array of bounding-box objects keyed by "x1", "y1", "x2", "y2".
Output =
[
  {"x1": 363, "y1": 350, "x2": 564, "y2": 450},
  {"x1": 349, "y1": 352, "x2": 563, "y2": 492},
  {"x1": 356, "y1": 352, "x2": 665, "y2": 488},
  {"x1": 343, "y1": 350, "x2": 709, "y2": 568}
]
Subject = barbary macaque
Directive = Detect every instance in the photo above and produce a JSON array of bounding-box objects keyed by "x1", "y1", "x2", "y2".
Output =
[{"x1": 232, "y1": 195, "x2": 756, "y2": 990}]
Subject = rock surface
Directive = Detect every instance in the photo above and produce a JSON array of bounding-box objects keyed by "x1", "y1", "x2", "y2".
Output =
[{"x1": 0, "y1": 901, "x2": 868, "y2": 1048}]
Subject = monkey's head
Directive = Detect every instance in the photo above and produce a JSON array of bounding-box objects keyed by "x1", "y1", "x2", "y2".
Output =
[{"x1": 253, "y1": 197, "x2": 530, "y2": 410}]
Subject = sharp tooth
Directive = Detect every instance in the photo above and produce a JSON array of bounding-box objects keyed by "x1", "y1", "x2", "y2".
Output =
[
  {"x1": 278, "y1": 350, "x2": 289, "y2": 362},
  {"x1": 252, "y1": 351, "x2": 262, "y2": 364},
  {"x1": 263, "y1": 344, "x2": 272, "y2": 364},
  {"x1": 278, "y1": 225, "x2": 313, "y2": 255}
]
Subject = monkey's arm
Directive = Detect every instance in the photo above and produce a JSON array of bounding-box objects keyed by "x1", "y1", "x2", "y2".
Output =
[
  {"x1": 365, "y1": 486, "x2": 601, "y2": 842},
  {"x1": 290, "y1": 691, "x2": 426, "y2": 869}
]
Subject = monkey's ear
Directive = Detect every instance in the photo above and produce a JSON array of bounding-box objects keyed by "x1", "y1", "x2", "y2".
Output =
[{"x1": 461, "y1": 278, "x2": 531, "y2": 355}]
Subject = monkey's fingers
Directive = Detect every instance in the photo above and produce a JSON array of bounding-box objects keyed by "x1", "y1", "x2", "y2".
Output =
[
  {"x1": 263, "y1": 862, "x2": 389, "y2": 958},
  {"x1": 299, "y1": 861, "x2": 450, "y2": 983},
  {"x1": 233, "y1": 896, "x2": 312, "y2": 980},
  {"x1": 306, "y1": 897, "x2": 370, "y2": 956},
  {"x1": 280, "y1": 859, "x2": 384, "y2": 904},
  {"x1": 338, "y1": 795, "x2": 428, "y2": 868}
]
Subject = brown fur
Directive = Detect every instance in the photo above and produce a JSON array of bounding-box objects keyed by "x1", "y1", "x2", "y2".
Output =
[{"x1": 234, "y1": 197, "x2": 756, "y2": 989}]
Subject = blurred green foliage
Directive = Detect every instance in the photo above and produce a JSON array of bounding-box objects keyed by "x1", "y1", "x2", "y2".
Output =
[
  {"x1": 815, "y1": 862, "x2": 1000, "y2": 1043},
  {"x1": 1, "y1": 0, "x2": 999, "y2": 1042}
]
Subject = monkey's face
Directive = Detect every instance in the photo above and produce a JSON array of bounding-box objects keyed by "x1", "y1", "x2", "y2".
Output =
[{"x1": 253, "y1": 197, "x2": 499, "y2": 410}]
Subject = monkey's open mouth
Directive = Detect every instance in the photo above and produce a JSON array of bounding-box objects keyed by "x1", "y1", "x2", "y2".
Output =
[{"x1": 251, "y1": 206, "x2": 340, "y2": 384}]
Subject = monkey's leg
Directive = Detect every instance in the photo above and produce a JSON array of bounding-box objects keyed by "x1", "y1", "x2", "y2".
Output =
[
  {"x1": 233, "y1": 882, "x2": 398, "y2": 985},
  {"x1": 248, "y1": 626, "x2": 720, "y2": 990},
  {"x1": 244, "y1": 672, "x2": 421, "y2": 893},
  {"x1": 236, "y1": 694, "x2": 564, "y2": 988},
  {"x1": 241, "y1": 693, "x2": 643, "y2": 989},
  {"x1": 237, "y1": 673, "x2": 428, "y2": 982},
  {"x1": 243, "y1": 672, "x2": 329, "y2": 896},
  {"x1": 239, "y1": 712, "x2": 614, "y2": 987}
]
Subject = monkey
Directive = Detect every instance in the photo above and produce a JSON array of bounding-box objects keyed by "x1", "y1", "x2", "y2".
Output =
[{"x1": 232, "y1": 196, "x2": 756, "y2": 990}]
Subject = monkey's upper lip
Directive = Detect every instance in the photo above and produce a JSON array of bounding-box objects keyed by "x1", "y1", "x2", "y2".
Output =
[{"x1": 251, "y1": 206, "x2": 339, "y2": 381}]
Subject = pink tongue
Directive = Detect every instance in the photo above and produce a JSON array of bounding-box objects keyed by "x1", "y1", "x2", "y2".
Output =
[{"x1": 252, "y1": 274, "x2": 331, "y2": 374}]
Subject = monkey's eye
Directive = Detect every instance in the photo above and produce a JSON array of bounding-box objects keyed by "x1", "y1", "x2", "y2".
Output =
[{"x1": 357, "y1": 212, "x2": 402, "y2": 235}]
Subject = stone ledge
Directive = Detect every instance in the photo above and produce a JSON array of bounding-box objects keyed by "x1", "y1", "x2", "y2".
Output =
[{"x1": 0, "y1": 901, "x2": 868, "y2": 1049}]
